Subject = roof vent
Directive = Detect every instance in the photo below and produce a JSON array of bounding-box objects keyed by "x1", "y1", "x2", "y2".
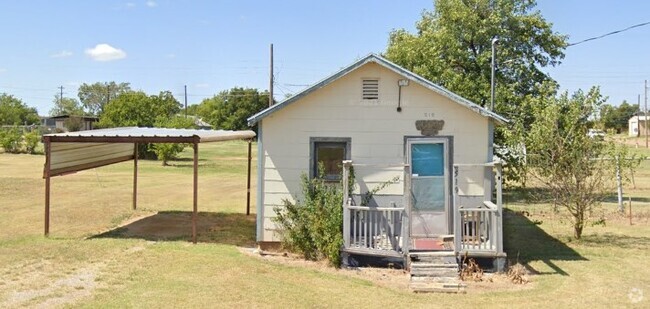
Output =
[{"x1": 362, "y1": 79, "x2": 379, "y2": 100}]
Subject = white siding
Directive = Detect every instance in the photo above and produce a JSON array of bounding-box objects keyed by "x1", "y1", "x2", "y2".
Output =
[{"x1": 260, "y1": 62, "x2": 489, "y2": 241}]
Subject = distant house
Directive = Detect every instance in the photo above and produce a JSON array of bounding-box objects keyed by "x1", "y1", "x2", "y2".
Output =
[
  {"x1": 40, "y1": 116, "x2": 57, "y2": 131},
  {"x1": 49, "y1": 115, "x2": 99, "y2": 132},
  {"x1": 247, "y1": 54, "x2": 509, "y2": 273},
  {"x1": 185, "y1": 115, "x2": 213, "y2": 130},
  {"x1": 629, "y1": 115, "x2": 649, "y2": 136}
]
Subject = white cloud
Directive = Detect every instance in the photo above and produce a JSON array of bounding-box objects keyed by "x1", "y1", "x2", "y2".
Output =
[
  {"x1": 126, "y1": 2, "x2": 136, "y2": 8},
  {"x1": 85, "y1": 44, "x2": 127, "y2": 62},
  {"x1": 51, "y1": 50, "x2": 73, "y2": 58},
  {"x1": 146, "y1": 1, "x2": 157, "y2": 7},
  {"x1": 194, "y1": 83, "x2": 210, "y2": 89},
  {"x1": 0, "y1": 68, "x2": 6, "y2": 73},
  {"x1": 166, "y1": 53, "x2": 176, "y2": 58}
]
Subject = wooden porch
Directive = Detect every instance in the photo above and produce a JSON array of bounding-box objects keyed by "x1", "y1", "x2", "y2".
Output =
[{"x1": 340, "y1": 160, "x2": 506, "y2": 269}]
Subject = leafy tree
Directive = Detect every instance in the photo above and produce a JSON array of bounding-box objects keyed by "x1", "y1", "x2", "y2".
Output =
[
  {"x1": 99, "y1": 91, "x2": 181, "y2": 128},
  {"x1": 78, "y1": 82, "x2": 131, "y2": 116},
  {"x1": 384, "y1": 0, "x2": 567, "y2": 182},
  {"x1": 49, "y1": 96, "x2": 84, "y2": 116},
  {"x1": 600, "y1": 101, "x2": 639, "y2": 133},
  {"x1": 0, "y1": 94, "x2": 40, "y2": 125},
  {"x1": 185, "y1": 103, "x2": 200, "y2": 116},
  {"x1": 151, "y1": 115, "x2": 195, "y2": 166},
  {"x1": 526, "y1": 87, "x2": 629, "y2": 239},
  {"x1": 196, "y1": 87, "x2": 268, "y2": 131}
]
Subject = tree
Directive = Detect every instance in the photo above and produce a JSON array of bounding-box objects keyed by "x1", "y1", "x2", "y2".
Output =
[
  {"x1": 185, "y1": 103, "x2": 200, "y2": 116},
  {"x1": 0, "y1": 94, "x2": 40, "y2": 125},
  {"x1": 384, "y1": 0, "x2": 568, "y2": 182},
  {"x1": 99, "y1": 91, "x2": 181, "y2": 128},
  {"x1": 196, "y1": 87, "x2": 268, "y2": 131},
  {"x1": 78, "y1": 82, "x2": 131, "y2": 116},
  {"x1": 526, "y1": 87, "x2": 626, "y2": 239},
  {"x1": 49, "y1": 95, "x2": 84, "y2": 116},
  {"x1": 600, "y1": 101, "x2": 638, "y2": 133},
  {"x1": 150, "y1": 115, "x2": 195, "y2": 166}
]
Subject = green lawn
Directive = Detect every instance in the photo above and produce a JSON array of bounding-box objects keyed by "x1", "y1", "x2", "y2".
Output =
[{"x1": 0, "y1": 141, "x2": 648, "y2": 308}]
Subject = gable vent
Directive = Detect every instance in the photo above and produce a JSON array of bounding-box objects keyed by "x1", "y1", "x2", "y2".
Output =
[{"x1": 362, "y1": 79, "x2": 379, "y2": 100}]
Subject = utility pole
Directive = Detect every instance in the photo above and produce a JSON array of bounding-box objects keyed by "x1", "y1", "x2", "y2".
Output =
[
  {"x1": 646, "y1": 80, "x2": 648, "y2": 148},
  {"x1": 59, "y1": 86, "x2": 64, "y2": 112},
  {"x1": 269, "y1": 43, "x2": 274, "y2": 107},
  {"x1": 184, "y1": 85, "x2": 188, "y2": 118},
  {"x1": 639, "y1": 79, "x2": 648, "y2": 148}
]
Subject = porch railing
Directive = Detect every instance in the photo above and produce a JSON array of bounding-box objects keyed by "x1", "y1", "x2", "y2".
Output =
[
  {"x1": 342, "y1": 161, "x2": 408, "y2": 257},
  {"x1": 345, "y1": 204, "x2": 405, "y2": 253},
  {"x1": 453, "y1": 162, "x2": 504, "y2": 256}
]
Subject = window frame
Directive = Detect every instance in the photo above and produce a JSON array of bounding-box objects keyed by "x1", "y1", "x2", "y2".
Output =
[{"x1": 309, "y1": 137, "x2": 351, "y2": 181}]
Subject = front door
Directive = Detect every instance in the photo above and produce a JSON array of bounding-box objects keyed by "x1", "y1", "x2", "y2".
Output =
[{"x1": 407, "y1": 138, "x2": 449, "y2": 238}]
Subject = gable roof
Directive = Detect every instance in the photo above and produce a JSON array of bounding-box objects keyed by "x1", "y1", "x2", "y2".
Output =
[{"x1": 247, "y1": 53, "x2": 508, "y2": 126}]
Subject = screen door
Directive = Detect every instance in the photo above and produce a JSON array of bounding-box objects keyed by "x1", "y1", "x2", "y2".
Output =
[{"x1": 408, "y1": 138, "x2": 449, "y2": 237}]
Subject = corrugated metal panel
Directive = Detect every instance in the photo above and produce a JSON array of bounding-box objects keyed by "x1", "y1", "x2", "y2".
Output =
[
  {"x1": 45, "y1": 127, "x2": 256, "y2": 142},
  {"x1": 44, "y1": 127, "x2": 256, "y2": 177},
  {"x1": 49, "y1": 143, "x2": 134, "y2": 176}
]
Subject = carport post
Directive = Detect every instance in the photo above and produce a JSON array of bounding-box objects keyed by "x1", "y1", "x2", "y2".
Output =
[
  {"x1": 192, "y1": 141, "x2": 198, "y2": 244},
  {"x1": 133, "y1": 143, "x2": 138, "y2": 210},
  {"x1": 246, "y1": 139, "x2": 252, "y2": 216},
  {"x1": 44, "y1": 136, "x2": 51, "y2": 236}
]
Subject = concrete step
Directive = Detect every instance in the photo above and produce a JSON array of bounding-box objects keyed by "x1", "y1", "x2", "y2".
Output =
[
  {"x1": 410, "y1": 268, "x2": 458, "y2": 277},
  {"x1": 411, "y1": 276, "x2": 459, "y2": 284},
  {"x1": 410, "y1": 282, "x2": 466, "y2": 294},
  {"x1": 410, "y1": 263, "x2": 458, "y2": 269},
  {"x1": 409, "y1": 251, "x2": 456, "y2": 257}
]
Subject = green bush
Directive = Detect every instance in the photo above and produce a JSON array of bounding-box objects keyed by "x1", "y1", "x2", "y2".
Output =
[
  {"x1": 23, "y1": 130, "x2": 40, "y2": 154},
  {"x1": 0, "y1": 127, "x2": 23, "y2": 153},
  {"x1": 150, "y1": 115, "x2": 195, "y2": 166},
  {"x1": 274, "y1": 170, "x2": 344, "y2": 266}
]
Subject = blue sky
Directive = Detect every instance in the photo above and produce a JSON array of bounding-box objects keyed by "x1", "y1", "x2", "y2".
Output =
[{"x1": 1, "y1": 1, "x2": 649, "y2": 115}]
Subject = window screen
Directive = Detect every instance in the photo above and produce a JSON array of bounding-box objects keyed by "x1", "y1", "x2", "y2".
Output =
[{"x1": 314, "y1": 142, "x2": 346, "y2": 181}]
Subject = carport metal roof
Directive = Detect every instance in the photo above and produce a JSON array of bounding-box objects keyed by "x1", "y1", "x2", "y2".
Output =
[{"x1": 43, "y1": 127, "x2": 256, "y2": 243}]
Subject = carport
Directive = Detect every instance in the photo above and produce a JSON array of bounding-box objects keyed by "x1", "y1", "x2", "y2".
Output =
[{"x1": 42, "y1": 127, "x2": 256, "y2": 243}]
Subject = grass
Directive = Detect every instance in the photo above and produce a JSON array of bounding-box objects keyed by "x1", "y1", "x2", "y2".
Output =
[{"x1": 0, "y1": 140, "x2": 649, "y2": 308}]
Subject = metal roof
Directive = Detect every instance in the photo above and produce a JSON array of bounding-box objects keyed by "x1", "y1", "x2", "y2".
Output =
[
  {"x1": 41, "y1": 126, "x2": 256, "y2": 243},
  {"x1": 44, "y1": 127, "x2": 256, "y2": 143},
  {"x1": 247, "y1": 53, "x2": 509, "y2": 126}
]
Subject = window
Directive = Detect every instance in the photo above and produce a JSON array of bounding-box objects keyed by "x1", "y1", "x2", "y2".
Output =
[
  {"x1": 362, "y1": 79, "x2": 379, "y2": 100},
  {"x1": 310, "y1": 137, "x2": 351, "y2": 181}
]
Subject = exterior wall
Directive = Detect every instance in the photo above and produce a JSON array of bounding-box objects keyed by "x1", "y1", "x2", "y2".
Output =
[
  {"x1": 629, "y1": 117, "x2": 648, "y2": 136},
  {"x1": 259, "y1": 62, "x2": 490, "y2": 241}
]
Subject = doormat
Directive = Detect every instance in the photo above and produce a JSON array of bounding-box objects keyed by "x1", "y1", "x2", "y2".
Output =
[{"x1": 412, "y1": 238, "x2": 446, "y2": 250}]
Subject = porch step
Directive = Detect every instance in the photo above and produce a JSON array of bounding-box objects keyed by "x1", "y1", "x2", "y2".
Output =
[
  {"x1": 410, "y1": 282, "x2": 466, "y2": 294},
  {"x1": 409, "y1": 250, "x2": 465, "y2": 293}
]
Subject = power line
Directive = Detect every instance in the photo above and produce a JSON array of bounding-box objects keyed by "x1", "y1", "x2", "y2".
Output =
[{"x1": 568, "y1": 21, "x2": 650, "y2": 47}]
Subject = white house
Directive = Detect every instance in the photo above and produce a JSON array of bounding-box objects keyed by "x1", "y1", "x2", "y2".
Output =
[
  {"x1": 247, "y1": 54, "x2": 508, "y2": 270},
  {"x1": 629, "y1": 115, "x2": 649, "y2": 136}
]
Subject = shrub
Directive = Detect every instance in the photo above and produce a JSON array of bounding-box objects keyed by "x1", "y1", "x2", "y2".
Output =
[
  {"x1": 150, "y1": 115, "x2": 195, "y2": 166},
  {"x1": 274, "y1": 169, "x2": 344, "y2": 266},
  {"x1": 0, "y1": 127, "x2": 23, "y2": 153},
  {"x1": 273, "y1": 166, "x2": 396, "y2": 267},
  {"x1": 23, "y1": 130, "x2": 40, "y2": 154}
]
